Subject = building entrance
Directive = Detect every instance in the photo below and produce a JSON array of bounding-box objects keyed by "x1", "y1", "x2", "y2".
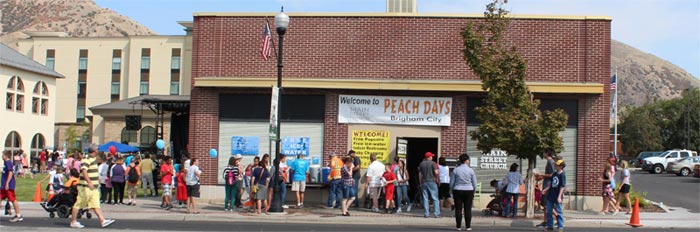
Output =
[{"x1": 397, "y1": 137, "x2": 438, "y2": 205}]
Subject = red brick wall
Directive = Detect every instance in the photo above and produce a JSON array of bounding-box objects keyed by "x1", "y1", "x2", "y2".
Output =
[{"x1": 190, "y1": 15, "x2": 611, "y2": 196}]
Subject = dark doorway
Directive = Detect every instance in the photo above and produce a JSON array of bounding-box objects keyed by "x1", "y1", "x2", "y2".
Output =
[{"x1": 401, "y1": 137, "x2": 438, "y2": 205}]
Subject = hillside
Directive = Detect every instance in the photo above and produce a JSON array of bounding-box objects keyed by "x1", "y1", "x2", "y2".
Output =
[
  {"x1": 611, "y1": 40, "x2": 700, "y2": 107},
  {"x1": 0, "y1": 0, "x2": 155, "y2": 49}
]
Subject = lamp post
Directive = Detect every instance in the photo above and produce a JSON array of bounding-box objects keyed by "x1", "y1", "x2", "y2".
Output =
[{"x1": 269, "y1": 10, "x2": 289, "y2": 213}]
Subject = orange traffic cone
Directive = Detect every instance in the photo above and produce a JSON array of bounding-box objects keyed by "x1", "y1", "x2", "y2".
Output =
[
  {"x1": 626, "y1": 198, "x2": 643, "y2": 227},
  {"x1": 32, "y1": 182, "x2": 43, "y2": 202}
]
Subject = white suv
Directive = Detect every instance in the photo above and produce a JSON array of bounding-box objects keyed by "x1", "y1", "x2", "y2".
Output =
[{"x1": 642, "y1": 149, "x2": 698, "y2": 174}]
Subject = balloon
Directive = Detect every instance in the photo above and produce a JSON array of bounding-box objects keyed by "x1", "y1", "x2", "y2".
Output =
[
  {"x1": 156, "y1": 139, "x2": 165, "y2": 150},
  {"x1": 109, "y1": 145, "x2": 117, "y2": 154},
  {"x1": 209, "y1": 149, "x2": 218, "y2": 158}
]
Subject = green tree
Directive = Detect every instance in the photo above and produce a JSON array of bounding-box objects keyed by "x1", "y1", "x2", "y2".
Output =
[
  {"x1": 619, "y1": 104, "x2": 664, "y2": 156},
  {"x1": 461, "y1": 0, "x2": 568, "y2": 218}
]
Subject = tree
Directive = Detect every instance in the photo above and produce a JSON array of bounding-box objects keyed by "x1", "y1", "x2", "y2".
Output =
[
  {"x1": 619, "y1": 104, "x2": 664, "y2": 156},
  {"x1": 461, "y1": 0, "x2": 568, "y2": 218}
]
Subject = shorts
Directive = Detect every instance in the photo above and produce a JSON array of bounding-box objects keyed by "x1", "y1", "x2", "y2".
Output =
[
  {"x1": 186, "y1": 184, "x2": 200, "y2": 198},
  {"x1": 620, "y1": 184, "x2": 631, "y2": 194},
  {"x1": 292, "y1": 181, "x2": 306, "y2": 192},
  {"x1": 342, "y1": 185, "x2": 356, "y2": 199},
  {"x1": 384, "y1": 185, "x2": 395, "y2": 201},
  {"x1": 602, "y1": 184, "x2": 615, "y2": 199},
  {"x1": 0, "y1": 189, "x2": 17, "y2": 202},
  {"x1": 369, "y1": 187, "x2": 381, "y2": 198},
  {"x1": 74, "y1": 186, "x2": 100, "y2": 209},
  {"x1": 127, "y1": 184, "x2": 138, "y2": 195},
  {"x1": 162, "y1": 184, "x2": 172, "y2": 196},
  {"x1": 439, "y1": 183, "x2": 451, "y2": 199}
]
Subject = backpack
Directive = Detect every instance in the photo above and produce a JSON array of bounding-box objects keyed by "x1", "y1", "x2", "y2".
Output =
[
  {"x1": 52, "y1": 174, "x2": 62, "y2": 190},
  {"x1": 127, "y1": 166, "x2": 139, "y2": 183},
  {"x1": 226, "y1": 169, "x2": 236, "y2": 185}
]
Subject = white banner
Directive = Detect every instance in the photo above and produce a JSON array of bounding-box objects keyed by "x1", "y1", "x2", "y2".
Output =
[
  {"x1": 269, "y1": 87, "x2": 279, "y2": 140},
  {"x1": 338, "y1": 95, "x2": 452, "y2": 126}
]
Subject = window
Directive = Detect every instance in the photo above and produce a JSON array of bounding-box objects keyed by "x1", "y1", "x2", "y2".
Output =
[
  {"x1": 112, "y1": 57, "x2": 121, "y2": 70},
  {"x1": 76, "y1": 106, "x2": 85, "y2": 122},
  {"x1": 32, "y1": 82, "x2": 49, "y2": 115},
  {"x1": 680, "y1": 152, "x2": 690, "y2": 158},
  {"x1": 120, "y1": 127, "x2": 138, "y2": 144},
  {"x1": 669, "y1": 152, "x2": 679, "y2": 158},
  {"x1": 79, "y1": 49, "x2": 88, "y2": 70},
  {"x1": 140, "y1": 126, "x2": 156, "y2": 147},
  {"x1": 171, "y1": 56, "x2": 180, "y2": 70},
  {"x1": 30, "y1": 133, "x2": 45, "y2": 159},
  {"x1": 111, "y1": 82, "x2": 120, "y2": 95},
  {"x1": 140, "y1": 57, "x2": 150, "y2": 69},
  {"x1": 170, "y1": 82, "x2": 179, "y2": 95},
  {"x1": 46, "y1": 49, "x2": 55, "y2": 70},
  {"x1": 77, "y1": 81, "x2": 86, "y2": 98},
  {"x1": 4, "y1": 131, "x2": 21, "y2": 154},
  {"x1": 6, "y1": 76, "x2": 24, "y2": 112},
  {"x1": 140, "y1": 82, "x2": 149, "y2": 95}
]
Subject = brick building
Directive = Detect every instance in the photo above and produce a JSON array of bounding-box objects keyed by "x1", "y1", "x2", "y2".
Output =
[{"x1": 186, "y1": 12, "x2": 611, "y2": 210}]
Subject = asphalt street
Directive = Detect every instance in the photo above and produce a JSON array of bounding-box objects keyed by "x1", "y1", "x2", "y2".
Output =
[
  {"x1": 1, "y1": 218, "x2": 696, "y2": 232},
  {"x1": 630, "y1": 169, "x2": 700, "y2": 213}
]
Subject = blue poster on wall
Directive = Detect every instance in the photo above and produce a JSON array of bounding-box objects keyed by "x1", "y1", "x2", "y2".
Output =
[
  {"x1": 231, "y1": 136, "x2": 260, "y2": 156},
  {"x1": 281, "y1": 137, "x2": 310, "y2": 156}
]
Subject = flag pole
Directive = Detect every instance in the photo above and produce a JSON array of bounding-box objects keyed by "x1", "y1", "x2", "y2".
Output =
[{"x1": 614, "y1": 68, "x2": 618, "y2": 158}]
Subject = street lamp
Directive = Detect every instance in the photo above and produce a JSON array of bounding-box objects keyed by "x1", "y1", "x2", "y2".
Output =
[{"x1": 269, "y1": 9, "x2": 289, "y2": 213}]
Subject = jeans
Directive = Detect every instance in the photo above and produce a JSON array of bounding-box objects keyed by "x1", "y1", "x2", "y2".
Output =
[
  {"x1": 453, "y1": 190, "x2": 474, "y2": 229},
  {"x1": 421, "y1": 182, "x2": 440, "y2": 217},
  {"x1": 278, "y1": 180, "x2": 287, "y2": 204},
  {"x1": 327, "y1": 179, "x2": 343, "y2": 207},
  {"x1": 546, "y1": 199, "x2": 564, "y2": 229},
  {"x1": 224, "y1": 182, "x2": 239, "y2": 210},
  {"x1": 395, "y1": 185, "x2": 410, "y2": 206},
  {"x1": 504, "y1": 192, "x2": 519, "y2": 218},
  {"x1": 352, "y1": 177, "x2": 360, "y2": 207}
]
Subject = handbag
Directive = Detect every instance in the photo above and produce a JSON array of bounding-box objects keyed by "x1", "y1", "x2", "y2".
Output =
[{"x1": 251, "y1": 167, "x2": 263, "y2": 193}]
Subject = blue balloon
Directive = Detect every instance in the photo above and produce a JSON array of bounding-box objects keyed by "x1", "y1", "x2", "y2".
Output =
[
  {"x1": 209, "y1": 149, "x2": 218, "y2": 158},
  {"x1": 156, "y1": 139, "x2": 165, "y2": 150}
]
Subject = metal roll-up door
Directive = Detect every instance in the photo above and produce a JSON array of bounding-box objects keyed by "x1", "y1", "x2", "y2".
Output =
[{"x1": 218, "y1": 121, "x2": 324, "y2": 184}]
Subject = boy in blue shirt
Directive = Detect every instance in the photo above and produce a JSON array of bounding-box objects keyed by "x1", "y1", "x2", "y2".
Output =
[
  {"x1": 544, "y1": 159, "x2": 566, "y2": 231},
  {"x1": 1, "y1": 151, "x2": 22, "y2": 222},
  {"x1": 290, "y1": 154, "x2": 309, "y2": 208}
]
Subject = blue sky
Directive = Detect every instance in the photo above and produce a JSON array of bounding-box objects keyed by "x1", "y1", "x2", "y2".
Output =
[{"x1": 94, "y1": 0, "x2": 699, "y2": 78}]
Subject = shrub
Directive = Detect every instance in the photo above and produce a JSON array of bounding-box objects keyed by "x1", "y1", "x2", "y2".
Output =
[{"x1": 620, "y1": 186, "x2": 649, "y2": 208}]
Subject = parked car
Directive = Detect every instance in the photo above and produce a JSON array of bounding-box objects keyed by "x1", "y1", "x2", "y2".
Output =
[
  {"x1": 667, "y1": 156, "x2": 700, "y2": 176},
  {"x1": 642, "y1": 149, "x2": 698, "y2": 174},
  {"x1": 694, "y1": 164, "x2": 700, "y2": 178},
  {"x1": 634, "y1": 151, "x2": 664, "y2": 168}
]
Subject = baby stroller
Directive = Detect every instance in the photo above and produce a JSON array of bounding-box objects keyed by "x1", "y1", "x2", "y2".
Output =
[
  {"x1": 482, "y1": 180, "x2": 505, "y2": 216},
  {"x1": 40, "y1": 185, "x2": 91, "y2": 219},
  {"x1": 363, "y1": 186, "x2": 386, "y2": 210}
]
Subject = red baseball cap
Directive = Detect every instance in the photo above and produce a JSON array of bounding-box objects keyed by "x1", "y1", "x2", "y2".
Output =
[{"x1": 425, "y1": 152, "x2": 435, "y2": 158}]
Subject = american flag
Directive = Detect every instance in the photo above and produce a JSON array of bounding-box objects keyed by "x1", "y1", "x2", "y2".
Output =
[
  {"x1": 610, "y1": 74, "x2": 617, "y2": 90},
  {"x1": 260, "y1": 22, "x2": 272, "y2": 60}
]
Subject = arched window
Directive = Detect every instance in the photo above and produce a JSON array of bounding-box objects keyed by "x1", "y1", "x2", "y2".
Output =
[
  {"x1": 4, "y1": 131, "x2": 21, "y2": 154},
  {"x1": 6, "y1": 76, "x2": 24, "y2": 112},
  {"x1": 120, "y1": 127, "x2": 137, "y2": 144},
  {"x1": 30, "y1": 133, "x2": 45, "y2": 160},
  {"x1": 140, "y1": 126, "x2": 156, "y2": 147},
  {"x1": 32, "y1": 81, "x2": 49, "y2": 115}
]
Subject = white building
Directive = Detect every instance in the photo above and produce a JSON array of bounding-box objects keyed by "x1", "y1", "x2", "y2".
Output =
[{"x1": 1, "y1": 43, "x2": 63, "y2": 158}]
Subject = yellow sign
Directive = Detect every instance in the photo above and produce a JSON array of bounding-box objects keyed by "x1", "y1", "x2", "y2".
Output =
[{"x1": 351, "y1": 130, "x2": 391, "y2": 168}]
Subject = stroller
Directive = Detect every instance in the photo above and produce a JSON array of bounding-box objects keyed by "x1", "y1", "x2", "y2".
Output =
[
  {"x1": 40, "y1": 185, "x2": 91, "y2": 219},
  {"x1": 363, "y1": 186, "x2": 386, "y2": 210},
  {"x1": 482, "y1": 179, "x2": 505, "y2": 216}
]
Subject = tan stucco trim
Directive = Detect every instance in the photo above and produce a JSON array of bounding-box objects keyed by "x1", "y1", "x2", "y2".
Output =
[
  {"x1": 194, "y1": 78, "x2": 604, "y2": 94},
  {"x1": 192, "y1": 12, "x2": 611, "y2": 21}
]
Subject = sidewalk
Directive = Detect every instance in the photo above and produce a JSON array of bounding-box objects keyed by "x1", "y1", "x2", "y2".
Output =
[{"x1": 5, "y1": 198, "x2": 699, "y2": 229}]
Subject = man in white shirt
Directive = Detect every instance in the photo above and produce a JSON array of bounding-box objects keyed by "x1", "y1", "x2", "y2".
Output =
[{"x1": 365, "y1": 154, "x2": 385, "y2": 213}]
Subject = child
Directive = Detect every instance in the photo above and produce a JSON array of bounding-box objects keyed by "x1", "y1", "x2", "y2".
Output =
[
  {"x1": 175, "y1": 164, "x2": 188, "y2": 208},
  {"x1": 382, "y1": 164, "x2": 397, "y2": 214},
  {"x1": 160, "y1": 157, "x2": 174, "y2": 210},
  {"x1": 40, "y1": 166, "x2": 65, "y2": 201},
  {"x1": 1, "y1": 150, "x2": 22, "y2": 222}
]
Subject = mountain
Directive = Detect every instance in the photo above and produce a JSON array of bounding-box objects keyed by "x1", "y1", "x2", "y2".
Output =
[
  {"x1": 0, "y1": 0, "x2": 155, "y2": 49},
  {"x1": 612, "y1": 40, "x2": 700, "y2": 108},
  {"x1": 1, "y1": 0, "x2": 697, "y2": 109}
]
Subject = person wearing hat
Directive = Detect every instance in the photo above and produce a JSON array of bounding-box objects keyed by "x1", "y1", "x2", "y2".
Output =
[
  {"x1": 543, "y1": 159, "x2": 566, "y2": 231},
  {"x1": 503, "y1": 163, "x2": 523, "y2": 218},
  {"x1": 418, "y1": 151, "x2": 440, "y2": 218}
]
